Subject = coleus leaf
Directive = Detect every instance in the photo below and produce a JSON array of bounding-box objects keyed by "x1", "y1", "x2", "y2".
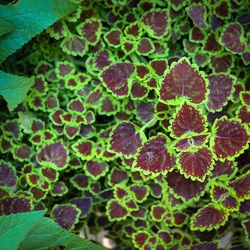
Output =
[
  {"x1": 100, "y1": 63, "x2": 135, "y2": 97},
  {"x1": 125, "y1": 22, "x2": 142, "y2": 39},
  {"x1": 230, "y1": 171, "x2": 250, "y2": 201},
  {"x1": 190, "y1": 204, "x2": 229, "y2": 231},
  {"x1": 210, "y1": 117, "x2": 249, "y2": 160},
  {"x1": 130, "y1": 185, "x2": 149, "y2": 203},
  {"x1": 132, "y1": 231, "x2": 150, "y2": 249},
  {"x1": 150, "y1": 204, "x2": 166, "y2": 221},
  {"x1": 70, "y1": 174, "x2": 89, "y2": 191},
  {"x1": 206, "y1": 74, "x2": 235, "y2": 112},
  {"x1": 77, "y1": 17, "x2": 102, "y2": 45},
  {"x1": 60, "y1": 35, "x2": 87, "y2": 57},
  {"x1": 84, "y1": 159, "x2": 108, "y2": 180},
  {"x1": 0, "y1": 197, "x2": 31, "y2": 215},
  {"x1": 94, "y1": 50, "x2": 113, "y2": 71},
  {"x1": 114, "y1": 185, "x2": 129, "y2": 201},
  {"x1": 72, "y1": 139, "x2": 95, "y2": 161},
  {"x1": 240, "y1": 91, "x2": 250, "y2": 107},
  {"x1": 220, "y1": 23, "x2": 246, "y2": 54},
  {"x1": 30, "y1": 187, "x2": 47, "y2": 201},
  {"x1": 136, "y1": 37, "x2": 155, "y2": 56},
  {"x1": 204, "y1": 34, "x2": 222, "y2": 53},
  {"x1": 170, "y1": 102, "x2": 206, "y2": 138},
  {"x1": 190, "y1": 27, "x2": 204, "y2": 43},
  {"x1": 237, "y1": 106, "x2": 250, "y2": 124},
  {"x1": 210, "y1": 53, "x2": 233, "y2": 73},
  {"x1": 104, "y1": 29, "x2": 122, "y2": 48},
  {"x1": 186, "y1": 3, "x2": 208, "y2": 30},
  {"x1": 141, "y1": 9, "x2": 169, "y2": 39},
  {"x1": 149, "y1": 59, "x2": 168, "y2": 77},
  {"x1": 40, "y1": 167, "x2": 58, "y2": 182},
  {"x1": 106, "y1": 199, "x2": 128, "y2": 221},
  {"x1": 214, "y1": 0, "x2": 231, "y2": 19},
  {"x1": 110, "y1": 122, "x2": 144, "y2": 156},
  {"x1": 108, "y1": 168, "x2": 128, "y2": 186},
  {"x1": 178, "y1": 147, "x2": 213, "y2": 182},
  {"x1": 98, "y1": 95, "x2": 119, "y2": 115},
  {"x1": 70, "y1": 197, "x2": 92, "y2": 218},
  {"x1": 131, "y1": 82, "x2": 148, "y2": 100},
  {"x1": 0, "y1": 160, "x2": 16, "y2": 187},
  {"x1": 159, "y1": 58, "x2": 207, "y2": 104},
  {"x1": 136, "y1": 101, "x2": 154, "y2": 122},
  {"x1": 12, "y1": 143, "x2": 31, "y2": 162},
  {"x1": 37, "y1": 142, "x2": 69, "y2": 170},
  {"x1": 212, "y1": 160, "x2": 237, "y2": 180},
  {"x1": 55, "y1": 61, "x2": 75, "y2": 79},
  {"x1": 51, "y1": 204, "x2": 81, "y2": 230},
  {"x1": 166, "y1": 171, "x2": 207, "y2": 202},
  {"x1": 134, "y1": 133, "x2": 176, "y2": 174},
  {"x1": 239, "y1": 199, "x2": 250, "y2": 216},
  {"x1": 173, "y1": 134, "x2": 209, "y2": 151},
  {"x1": 221, "y1": 195, "x2": 239, "y2": 211}
]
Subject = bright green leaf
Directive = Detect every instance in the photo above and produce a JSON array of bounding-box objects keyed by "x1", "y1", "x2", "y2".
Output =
[
  {"x1": 18, "y1": 215, "x2": 106, "y2": 250},
  {"x1": 0, "y1": 0, "x2": 77, "y2": 63},
  {"x1": 18, "y1": 111, "x2": 36, "y2": 134},
  {"x1": 0, "y1": 17, "x2": 15, "y2": 37},
  {"x1": 0, "y1": 70, "x2": 33, "y2": 111},
  {"x1": 0, "y1": 210, "x2": 44, "y2": 250}
]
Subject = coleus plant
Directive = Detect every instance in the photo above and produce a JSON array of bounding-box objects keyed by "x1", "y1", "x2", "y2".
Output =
[{"x1": 0, "y1": 0, "x2": 250, "y2": 249}]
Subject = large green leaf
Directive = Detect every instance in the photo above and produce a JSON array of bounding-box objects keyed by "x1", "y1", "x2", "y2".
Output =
[
  {"x1": 0, "y1": 210, "x2": 44, "y2": 250},
  {"x1": 19, "y1": 216, "x2": 106, "y2": 250},
  {"x1": 0, "y1": 211, "x2": 106, "y2": 250},
  {"x1": 0, "y1": 0, "x2": 77, "y2": 63},
  {"x1": 0, "y1": 17, "x2": 15, "y2": 37},
  {"x1": 0, "y1": 70, "x2": 33, "y2": 111}
]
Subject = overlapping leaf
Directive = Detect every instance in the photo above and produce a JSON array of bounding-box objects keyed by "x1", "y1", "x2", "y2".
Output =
[
  {"x1": 134, "y1": 134, "x2": 175, "y2": 174},
  {"x1": 160, "y1": 58, "x2": 207, "y2": 104},
  {"x1": 210, "y1": 117, "x2": 249, "y2": 160},
  {"x1": 101, "y1": 63, "x2": 135, "y2": 97},
  {"x1": 190, "y1": 204, "x2": 228, "y2": 231}
]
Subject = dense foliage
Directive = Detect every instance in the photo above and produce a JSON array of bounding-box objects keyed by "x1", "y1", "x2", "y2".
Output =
[{"x1": 0, "y1": 0, "x2": 250, "y2": 249}]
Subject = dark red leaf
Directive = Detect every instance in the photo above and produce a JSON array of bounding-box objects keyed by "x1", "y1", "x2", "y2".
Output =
[
  {"x1": 171, "y1": 102, "x2": 206, "y2": 138},
  {"x1": 221, "y1": 23, "x2": 246, "y2": 53},
  {"x1": 230, "y1": 171, "x2": 250, "y2": 200},
  {"x1": 70, "y1": 197, "x2": 92, "y2": 218},
  {"x1": 77, "y1": 18, "x2": 101, "y2": 44},
  {"x1": 141, "y1": 10, "x2": 169, "y2": 38},
  {"x1": 179, "y1": 148, "x2": 213, "y2": 181},
  {"x1": 0, "y1": 197, "x2": 31, "y2": 215},
  {"x1": 207, "y1": 74, "x2": 234, "y2": 112},
  {"x1": 160, "y1": 58, "x2": 207, "y2": 104},
  {"x1": 135, "y1": 134, "x2": 175, "y2": 173},
  {"x1": 85, "y1": 160, "x2": 108, "y2": 179},
  {"x1": 110, "y1": 122, "x2": 142, "y2": 156},
  {"x1": 51, "y1": 204, "x2": 80, "y2": 229},
  {"x1": 191, "y1": 204, "x2": 228, "y2": 231},
  {"x1": 166, "y1": 171, "x2": 207, "y2": 201},
  {"x1": 101, "y1": 63, "x2": 135, "y2": 96},
  {"x1": 107, "y1": 200, "x2": 128, "y2": 220},
  {"x1": 37, "y1": 142, "x2": 68, "y2": 170},
  {"x1": 211, "y1": 118, "x2": 249, "y2": 160},
  {"x1": 187, "y1": 3, "x2": 208, "y2": 30},
  {"x1": 0, "y1": 161, "x2": 16, "y2": 187}
]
